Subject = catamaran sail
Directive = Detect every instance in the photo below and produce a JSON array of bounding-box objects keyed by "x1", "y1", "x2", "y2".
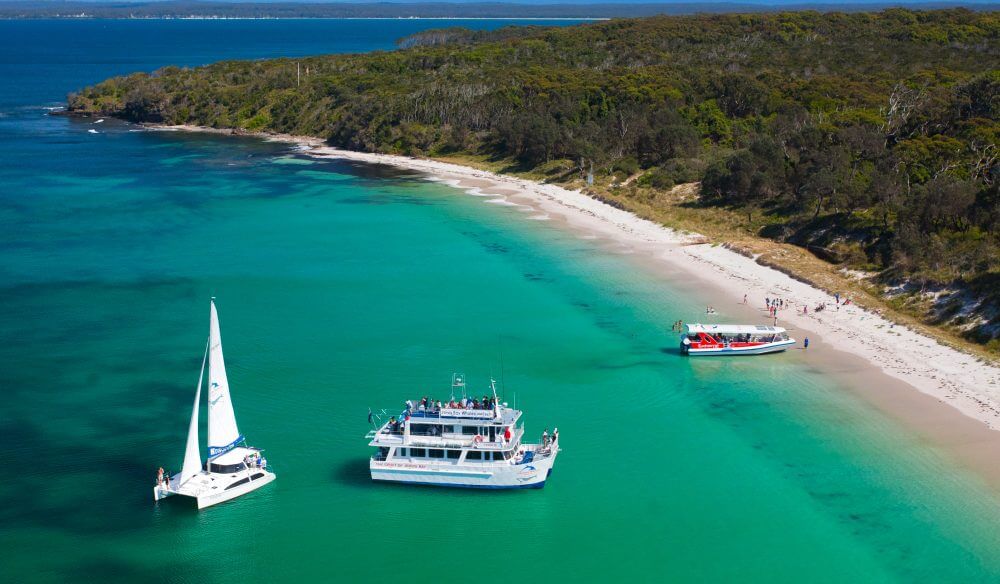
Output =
[
  {"x1": 207, "y1": 300, "x2": 243, "y2": 457},
  {"x1": 178, "y1": 340, "x2": 208, "y2": 486}
]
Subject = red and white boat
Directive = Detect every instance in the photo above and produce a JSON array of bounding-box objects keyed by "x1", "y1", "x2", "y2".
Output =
[{"x1": 680, "y1": 323, "x2": 795, "y2": 356}]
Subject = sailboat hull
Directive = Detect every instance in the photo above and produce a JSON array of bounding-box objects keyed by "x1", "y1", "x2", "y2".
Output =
[
  {"x1": 153, "y1": 469, "x2": 276, "y2": 509},
  {"x1": 196, "y1": 471, "x2": 275, "y2": 509}
]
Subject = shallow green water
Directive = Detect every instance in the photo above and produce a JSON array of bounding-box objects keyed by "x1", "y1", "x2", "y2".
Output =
[{"x1": 3, "y1": 124, "x2": 1000, "y2": 582}]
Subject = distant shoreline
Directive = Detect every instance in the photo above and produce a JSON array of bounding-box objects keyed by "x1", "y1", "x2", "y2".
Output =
[
  {"x1": 3, "y1": 1, "x2": 996, "y2": 21},
  {"x1": 0, "y1": 16, "x2": 610, "y2": 21}
]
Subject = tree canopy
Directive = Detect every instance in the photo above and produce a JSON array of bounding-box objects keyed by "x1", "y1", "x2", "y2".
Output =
[{"x1": 69, "y1": 8, "x2": 1000, "y2": 344}]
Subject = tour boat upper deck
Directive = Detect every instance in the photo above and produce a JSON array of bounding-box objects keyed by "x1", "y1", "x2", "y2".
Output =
[{"x1": 369, "y1": 400, "x2": 523, "y2": 449}]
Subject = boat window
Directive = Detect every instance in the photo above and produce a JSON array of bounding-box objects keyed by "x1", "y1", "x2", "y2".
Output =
[
  {"x1": 207, "y1": 462, "x2": 247, "y2": 474},
  {"x1": 411, "y1": 423, "x2": 439, "y2": 436},
  {"x1": 462, "y1": 426, "x2": 478, "y2": 436},
  {"x1": 411, "y1": 448, "x2": 426, "y2": 458},
  {"x1": 394, "y1": 448, "x2": 407, "y2": 458},
  {"x1": 428, "y1": 449, "x2": 444, "y2": 458},
  {"x1": 446, "y1": 450, "x2": 460, "y2": 460},
  {"x1": 466, "y1": 451, "x2": 482, "y2": 461},
  {"x1": 224, "y1": 473, "x2": 264, "y2": 490}
]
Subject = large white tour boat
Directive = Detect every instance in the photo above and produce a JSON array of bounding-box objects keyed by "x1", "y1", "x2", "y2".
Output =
[
  {"x1": 681, "y1": 323, "x2": 796, "y2": 356},
  {"x1": 153, "y1": 299, "x2": 275, "y2": 509},
  {"x1": 367, "y1": 374, "x2": 559, "y2": 489}
]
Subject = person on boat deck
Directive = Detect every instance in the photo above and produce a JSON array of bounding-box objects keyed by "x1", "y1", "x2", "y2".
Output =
[
  {"x1": 260, "y1": 455, "x2": 267, "y2": 469},
  {"x1": 389, "y1": 416, "x2": 399, "y2": 432},
  {"x1": 460, "y1": 397, "x2": 468, "y2": 408},
  {"x1": 553, "y1": 428, "x2": 559, "y2": 443},
  {"x1": 164, "y1": 472, "x2": 171, "y2": 489},
  {"x1": 542, "y1": 428, "x2": 549, "y2": 447},
  {"x1": 157, "y1": 467, "x2": 165, "y2": 486}
]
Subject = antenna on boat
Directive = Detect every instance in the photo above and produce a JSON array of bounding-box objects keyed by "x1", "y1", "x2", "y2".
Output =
[{"x1": 498, "y1": 335, "x2": 506, "y2": 403}]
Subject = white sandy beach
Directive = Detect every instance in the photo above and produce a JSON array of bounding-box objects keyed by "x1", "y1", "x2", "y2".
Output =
[{"x1": 161, "y1": 125, "x2": 1000, "y2": 438}]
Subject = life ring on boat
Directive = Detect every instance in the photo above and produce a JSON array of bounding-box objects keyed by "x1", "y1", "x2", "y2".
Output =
[{"x1": 473, "y1": 435, "x2": 484, "y2": 444}]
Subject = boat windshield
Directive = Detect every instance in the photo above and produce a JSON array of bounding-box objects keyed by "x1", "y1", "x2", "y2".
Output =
[{"x1": 207, "y1": 461, "x2": 247, "y2": 474}]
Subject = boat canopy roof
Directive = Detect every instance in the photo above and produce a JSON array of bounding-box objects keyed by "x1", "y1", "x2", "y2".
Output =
[
  {"x1": 685, "y1": 323, "x2": 787, "y2": 335},
  {"x1": 406, "y1": 406, "x2": 520, "y2": 425},
  {"x1": 210, "y1": 446, "x2": 258, "y2": 464}
]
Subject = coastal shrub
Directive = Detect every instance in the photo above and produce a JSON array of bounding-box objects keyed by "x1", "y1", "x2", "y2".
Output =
[{"x1": 639, "y1": 167, "x2": 674, "y2": 190}]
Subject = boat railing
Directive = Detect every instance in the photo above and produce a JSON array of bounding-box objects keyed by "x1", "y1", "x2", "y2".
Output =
[
  {"x1": 370, "y1": 426, "x2": 524, "y2": 449},
  {"x1": 407, "y1": 408, "x2": 501, "y2": 421}
]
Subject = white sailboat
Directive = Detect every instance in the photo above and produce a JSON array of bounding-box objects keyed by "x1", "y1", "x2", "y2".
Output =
[{"x1": 153, "y1": 299, "x2": 275, "y2": 509}]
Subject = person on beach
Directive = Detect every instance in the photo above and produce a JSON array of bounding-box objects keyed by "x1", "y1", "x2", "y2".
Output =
[
  {"x1": 835, "y1": 292, "x2": 840, "y2": 304},
  {"x1": 804, "y1": 337, "x2": 810, "y2": 350},
  {"x1": 743, "y1": 294, "x2": 748, "y2": 304}
]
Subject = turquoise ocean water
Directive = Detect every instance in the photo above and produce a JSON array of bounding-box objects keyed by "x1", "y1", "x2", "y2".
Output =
[{"x1": 3, "y1": 19, "x2": 1000, "y2": 583}]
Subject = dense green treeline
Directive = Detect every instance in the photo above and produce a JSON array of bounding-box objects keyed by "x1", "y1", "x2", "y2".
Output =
[{"x1": 69, "y1": 9, "x2": 999, "y2": 342}]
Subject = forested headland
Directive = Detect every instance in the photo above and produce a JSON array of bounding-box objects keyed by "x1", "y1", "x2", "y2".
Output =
[
  {"x1": 68, "y1": 9, "x2": 1000, "y2": 350},
  {"x1": 4, "y1": 2, "x2": 995, "y2": 19}
]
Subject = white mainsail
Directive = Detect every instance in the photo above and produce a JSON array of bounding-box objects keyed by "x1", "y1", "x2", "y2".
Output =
[
  {"x1": 178, "y1": 339, "x2": 209, "y2": 486},
  {"x1": 207, "y1": 300, "x2": 242, "y2": 456}
]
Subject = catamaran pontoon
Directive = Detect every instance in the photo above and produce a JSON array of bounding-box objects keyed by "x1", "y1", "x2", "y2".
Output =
[
  {"x1": 681, "y1": 323, "x2": 796, "y2": 356},
  {"x1": 153, "y1": 299, "x2": 275, "y2": 509},
  {"x1": 367, "y1": 374, "x2": 559, "y2": 489}
]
